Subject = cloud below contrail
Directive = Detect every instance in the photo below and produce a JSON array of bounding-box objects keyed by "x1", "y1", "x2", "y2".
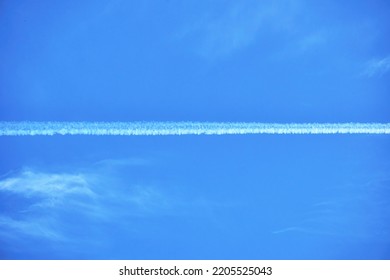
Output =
[{"x1": 0, "y1": 121, "x2": 390, "y2": 136}]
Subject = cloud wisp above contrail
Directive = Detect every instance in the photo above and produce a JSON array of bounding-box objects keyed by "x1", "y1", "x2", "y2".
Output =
[{"x1": 1, "y1": 122, "x2": 390, "y2": 136}]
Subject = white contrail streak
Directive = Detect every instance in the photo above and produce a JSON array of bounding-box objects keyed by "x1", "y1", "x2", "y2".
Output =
[{"x1": 0, "y1": 122, "x2": 389, "y2": 136}]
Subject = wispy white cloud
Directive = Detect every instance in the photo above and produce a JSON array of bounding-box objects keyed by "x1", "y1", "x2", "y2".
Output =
[
  {"x1": 93, "y1": 158, "x2": 150, "y2": 167},
  {"x1": 363, "y1": 56, "x2": 390, "y2": 77},
  {"x1": 0, "y1": 170, "x2": 94, "y2": 200},
  {"x1": 296, "y1": 32, "x2": 328, "y2": 53},
  {"x1": 273, "y1": 178, "x2": 390, "y2": 240},
  {"x1": 0, "y1": 216, "x2": 63, "y2": 241},
  {"x1": 0, "y1": 161, "x2": 221, "y2": 245},
  {"x1": 0, "y1": 169, "x2": 97, "y2": 242},
  {"x1": 180, "y1": 0, "x2": 300, "y2": 58}
]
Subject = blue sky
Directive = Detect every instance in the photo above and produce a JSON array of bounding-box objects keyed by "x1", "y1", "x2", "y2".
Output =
[{"x1": 0, "y1": 0, "x2": 389, "y2": 259}]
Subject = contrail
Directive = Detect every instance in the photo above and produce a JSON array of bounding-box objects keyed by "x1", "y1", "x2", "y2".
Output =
[{"x1": 1, "y1": 122, "x2": 390, "y2": 136}]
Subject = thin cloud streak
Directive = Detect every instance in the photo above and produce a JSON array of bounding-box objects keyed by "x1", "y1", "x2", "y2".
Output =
[
  {"x1": 273, "y1": 177, "x2": 390, "y2": 240},
  {"x1": 1, "y1": 122, "x2": 390, "y2": 136},
  {"x1": 180, "y1": 0, "x2": 300, "y2": 58},
  {"x1": 0, "y1": 164, "x2": 224, "y2": 243},
  {"x1": 0, "y1": 170, "x2": 94, "y2": 199},
  {"x1": 363, "y1": 56, "x2": 390, "y2": 77}
]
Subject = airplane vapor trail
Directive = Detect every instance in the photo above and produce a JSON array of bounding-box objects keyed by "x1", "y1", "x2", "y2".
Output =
[{"x1": 1, "y1": 122, "x2": 390, "y2": 136}]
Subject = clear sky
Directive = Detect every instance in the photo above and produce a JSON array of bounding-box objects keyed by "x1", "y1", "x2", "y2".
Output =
[{"x1": 0, "y1": 0, "x2": 389, "y2": 259}]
